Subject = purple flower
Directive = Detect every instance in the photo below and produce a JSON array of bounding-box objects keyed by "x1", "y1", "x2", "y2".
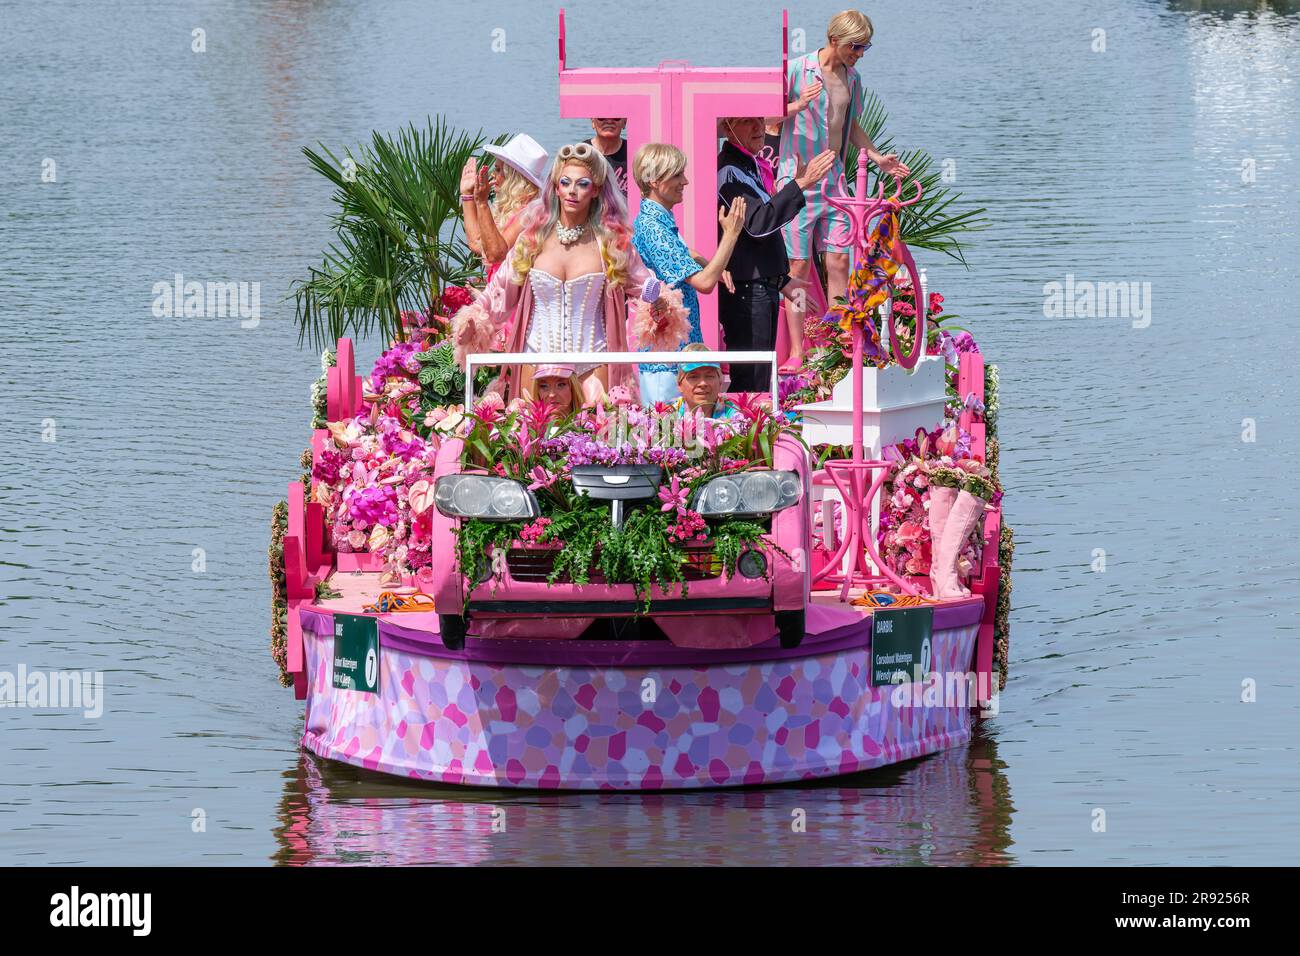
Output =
[
  {"x1": 371, "y1": 342, "x2": 420, "y2": 391},
  {"x1": 346, "y1": 485, "x2": 399, "y2": 527},
  {"x1": 378, "y1": 416, "x2": 426, "y2": 462}
]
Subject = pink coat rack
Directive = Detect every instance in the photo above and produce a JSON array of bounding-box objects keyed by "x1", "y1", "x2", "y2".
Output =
[{"x1": 809, "y1": 158, "x2": 928, "y2": 600}]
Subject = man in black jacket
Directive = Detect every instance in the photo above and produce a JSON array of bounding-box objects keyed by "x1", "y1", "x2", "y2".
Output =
[{"x1": 717, "y1": 117, "x2": 836, "y2": 392}]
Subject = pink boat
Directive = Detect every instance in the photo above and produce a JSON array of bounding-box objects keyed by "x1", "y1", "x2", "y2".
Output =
[{"x1": 274, "y1": 10, "x2": 1009, "y2": 791}]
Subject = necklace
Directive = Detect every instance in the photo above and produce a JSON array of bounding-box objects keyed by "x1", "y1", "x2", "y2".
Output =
[{"x1": 556, "y1": 222, "x2": 585, "y2": 247}]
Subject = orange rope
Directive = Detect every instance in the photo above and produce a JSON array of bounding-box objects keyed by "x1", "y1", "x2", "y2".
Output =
[
  {"x1": 850, "y1": 589, "x2": 935, "y2": 609},
  {"x1": 363, "y1": 591, "x2": 437, "y2": 614}
]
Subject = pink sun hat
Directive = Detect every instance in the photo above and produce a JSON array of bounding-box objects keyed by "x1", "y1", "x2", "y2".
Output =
[{"x1": 533, "y1": 363, "x2": 576, "y2": 380}]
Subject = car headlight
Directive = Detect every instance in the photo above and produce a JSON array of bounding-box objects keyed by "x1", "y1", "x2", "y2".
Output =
[
  {"x1": 694, "y1": 470, "x2": 801, "y2": 517},
  {"x1": 434, "y1": 475, "x2": 539, "y2": 521}
]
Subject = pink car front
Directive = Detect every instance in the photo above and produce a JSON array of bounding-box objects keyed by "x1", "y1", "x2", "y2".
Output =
[{"x1": 426, "y1": 428, "x2": 811, "y2": 651}]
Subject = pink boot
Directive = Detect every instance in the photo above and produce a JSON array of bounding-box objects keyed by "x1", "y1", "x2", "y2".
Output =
[
  {"x1": 932, "y1": 489, "x2": 985, "y2": 600},
  {"x1": 926, "y1": 485, "x2": 958, "y2": 598}
]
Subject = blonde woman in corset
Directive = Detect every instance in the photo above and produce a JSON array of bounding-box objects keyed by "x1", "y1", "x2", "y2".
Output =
[{"x1": 452, "y1": 142, "x2": 662, "y2": 401}]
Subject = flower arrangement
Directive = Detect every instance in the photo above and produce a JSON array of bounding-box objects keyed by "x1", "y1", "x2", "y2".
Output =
[
  {"x1": 873, "y1": 425, "x2": 999, "y2": 584},
  {"x1": 445, "y1": 394, "x2": 792, "y2": 610},
  {"x1": 306, "y1": 318, "x2": 490, "y2": 577},
  {"x1": 802, "y1": 277, "x2": 964, "y2": 402}
]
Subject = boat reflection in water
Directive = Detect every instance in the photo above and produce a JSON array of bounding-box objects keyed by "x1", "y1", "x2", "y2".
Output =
[{"x1": 273, "y1": 727, "x2": 1014, "y2": 865}]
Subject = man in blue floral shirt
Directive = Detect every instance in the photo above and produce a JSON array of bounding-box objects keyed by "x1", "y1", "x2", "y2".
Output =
[{"x1": 631, "y1": 143, "x2": 745, "y2": 403}]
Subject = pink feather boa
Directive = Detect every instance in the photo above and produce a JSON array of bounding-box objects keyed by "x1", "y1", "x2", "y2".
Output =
[
  {"x1": 628, "y1": 284, "x2": 691, "y2": 351},
  {"x1": 451, "y1": 293, "x2": 497, "y2": 368}
]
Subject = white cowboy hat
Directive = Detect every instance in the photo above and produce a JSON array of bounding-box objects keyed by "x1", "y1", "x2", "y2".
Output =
[{"x1": 483, "y1": 134, "x2": 549, "y2": 190}]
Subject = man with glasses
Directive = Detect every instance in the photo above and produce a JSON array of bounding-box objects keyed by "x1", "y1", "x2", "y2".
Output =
[{"x1": 769, "y1": 9, "x2": 911, "y2": 371}]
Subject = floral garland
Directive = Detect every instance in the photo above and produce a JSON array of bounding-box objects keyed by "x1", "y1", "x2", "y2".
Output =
[
  {"x1": 310, "y1": 349, "x2": 335, "y2": 430},
  {"x1": 827, "y1": 210, "x2": 904, "y2": 340},
  {"x1": 268, "y1": 500, "x2": 290, "y2": 687}
]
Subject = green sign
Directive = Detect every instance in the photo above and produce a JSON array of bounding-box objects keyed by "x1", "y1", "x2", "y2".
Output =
[
  {"x1": 332, "y1": 613, "x2": 379, "y2": 693},
  {"x1": 869, "y1": 606, "x2": 934, "y2": 688}
]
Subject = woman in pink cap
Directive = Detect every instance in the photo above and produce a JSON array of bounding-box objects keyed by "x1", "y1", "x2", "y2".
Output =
[
  {"x1": 529, "y1": 363, "x2": 587, "y2": 417},
  {"x1": 451, "y1": 142, "x2": 663, "y2": 402}
]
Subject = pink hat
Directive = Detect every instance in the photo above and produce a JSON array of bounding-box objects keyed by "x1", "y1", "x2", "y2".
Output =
[{"x1": 533, "y1": 363, "x2": 576, "y2": 380}]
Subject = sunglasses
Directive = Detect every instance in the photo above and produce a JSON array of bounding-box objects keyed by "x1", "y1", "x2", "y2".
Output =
[{"x1": 849, "y1": 41, "x2": 872, "y2": 53}]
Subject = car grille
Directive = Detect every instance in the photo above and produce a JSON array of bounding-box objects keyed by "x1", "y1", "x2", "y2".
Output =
[{"x1": 505, "y1": 547, "x2": 724, "y2": 583}]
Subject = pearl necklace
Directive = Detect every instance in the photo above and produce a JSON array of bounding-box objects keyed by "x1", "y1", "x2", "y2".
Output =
[{"x1": 556, "y1": 222, "x2": 585, "y2": 247}]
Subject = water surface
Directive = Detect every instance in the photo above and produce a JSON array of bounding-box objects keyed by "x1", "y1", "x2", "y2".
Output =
[{"x1": 2, "y1": 0, "x2": 1298, "y2": 865}]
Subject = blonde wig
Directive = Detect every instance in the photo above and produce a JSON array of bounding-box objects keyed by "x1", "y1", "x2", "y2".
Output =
[
  {"x1": 491, "y1": 163, "x2": 539, "y2": 226},
  {"x1": 827, "y1": 10, "x2": 874, "y2": 45}
]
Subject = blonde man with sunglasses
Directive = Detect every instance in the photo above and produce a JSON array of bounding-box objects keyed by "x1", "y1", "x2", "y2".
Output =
[{"x1": 768, "y1": 9, "x2": 912, "y2": 371}]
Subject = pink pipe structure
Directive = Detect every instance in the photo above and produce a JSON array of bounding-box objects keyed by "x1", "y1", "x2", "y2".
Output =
[{"x1": 809, "y1": 157, "x2": 927, "y2": 599}]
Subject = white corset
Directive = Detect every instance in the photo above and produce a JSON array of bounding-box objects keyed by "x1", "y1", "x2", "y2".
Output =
[{"x1": 526, "y1": 269, "x2": 607, "y2": 370}]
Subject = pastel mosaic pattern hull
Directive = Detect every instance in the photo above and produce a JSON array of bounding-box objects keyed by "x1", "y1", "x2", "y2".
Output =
[{"x1": 300, "y1": 614, "x2": 980, "y2": 790}]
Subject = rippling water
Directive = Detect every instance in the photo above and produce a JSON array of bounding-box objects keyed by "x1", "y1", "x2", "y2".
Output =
[{"x1": 3, "y1": 0, "x2": 1298, "y2": 865}]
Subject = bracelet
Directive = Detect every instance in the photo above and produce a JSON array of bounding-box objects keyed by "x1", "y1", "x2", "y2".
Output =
[{"x1": 459, "y1": 194, "x2": 475, "y2": 202}]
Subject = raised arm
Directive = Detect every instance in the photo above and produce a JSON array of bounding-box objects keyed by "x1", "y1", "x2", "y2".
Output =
[
  {"x1": 768, "y1": 72, "x2": 822, "y2": 128},
  {"x1": 474, "y1": 167, "x2": 528, "y2": 265},
  {"x1": 717, "y1": 148, "x2": 830, "y2": 238},
  {"x1": 685, "y1": 199, "x2": 746, "y2": 294},
  {"x1": 459, "y1": 159, "x2": 484, "y2": 256}
]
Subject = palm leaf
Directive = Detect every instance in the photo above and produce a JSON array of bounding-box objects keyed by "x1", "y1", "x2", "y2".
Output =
[
  {"x1": 291, "y1": 117, "x2": 505, "y2": 349},
  {"x1": 846, "y1": 92, "x2": 988, "y2": 266}
]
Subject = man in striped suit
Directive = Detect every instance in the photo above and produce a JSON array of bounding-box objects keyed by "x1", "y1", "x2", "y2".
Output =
[{"x1": 770, "y1": 9, "x2": 911, "y2": 369}]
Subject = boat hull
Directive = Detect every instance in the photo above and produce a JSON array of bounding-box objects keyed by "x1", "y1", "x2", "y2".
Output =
[{"x1": 299, "y1": 600, "x2": 984, "y2": 790}]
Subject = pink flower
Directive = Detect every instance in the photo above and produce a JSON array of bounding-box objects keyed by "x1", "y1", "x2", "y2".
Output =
[
  {"x1": 519, "y1": 517, "x2": 553, "y2": 543},
  {"x1": 473, "y1": 392, "x2": 505, "y2": 427},
  {"x1": 667, "y1": 507, "x2": 707, "y2": 544},
  {"x1": 896, "y1": 520, "x2": 924, "y2": 546},
  {"x1": 658, "y1": 475, "x2": 689, "y2": 512},
  {"x1": 905, "y1": 553, "x2": 931, "y2": 575},
  {"x1": 527, "y1": 465, "x2": 559, "y2": 491}
]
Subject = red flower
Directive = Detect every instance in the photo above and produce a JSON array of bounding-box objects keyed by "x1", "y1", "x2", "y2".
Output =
[{"x1": 440, "y1": 285, "x2": 474, "y2": 315}]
